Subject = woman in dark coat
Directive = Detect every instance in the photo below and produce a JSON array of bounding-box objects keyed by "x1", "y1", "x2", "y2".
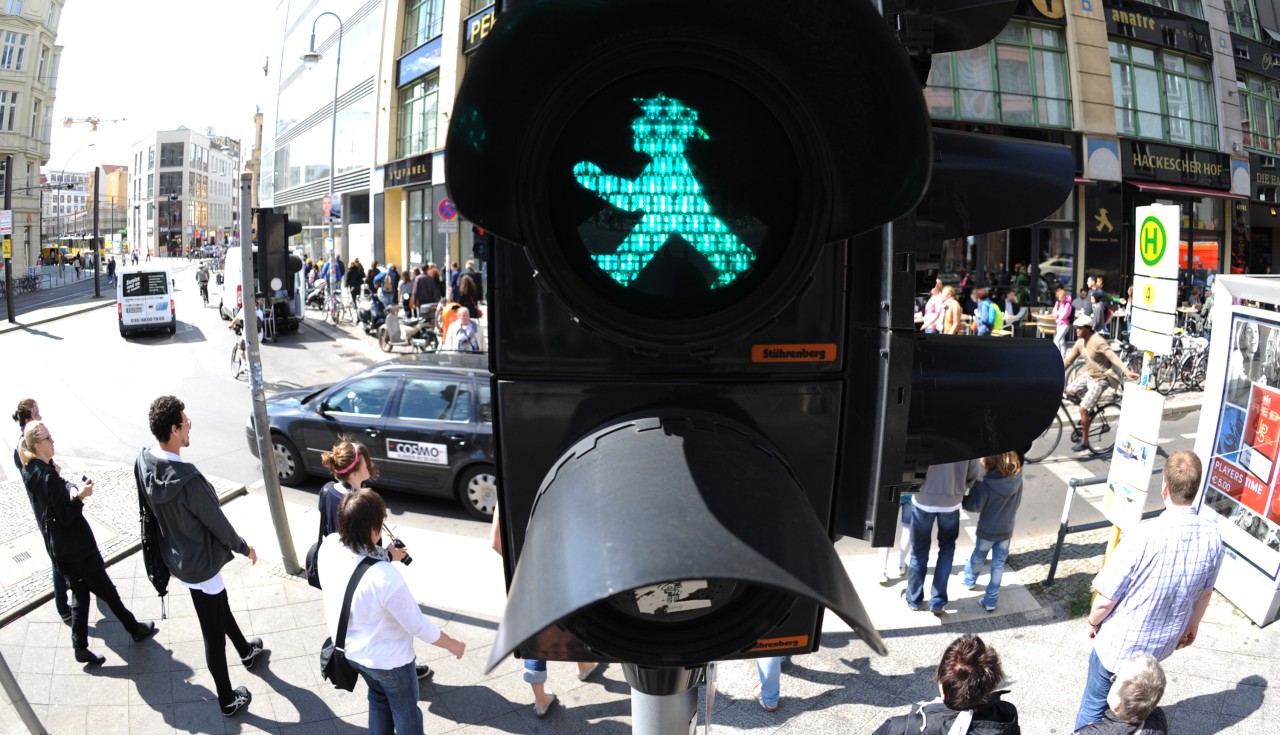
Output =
[
  {"x1": 18, "y1": 421, "x2": 158, "y2": 665},
  {"x1": 455, "y1": 274, "x2": 482, "y2": 320}
]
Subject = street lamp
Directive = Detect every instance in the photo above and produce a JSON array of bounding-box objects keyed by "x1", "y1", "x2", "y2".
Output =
[{"x1": 302, "y1": 10, "x2": 343, "y2": 279}]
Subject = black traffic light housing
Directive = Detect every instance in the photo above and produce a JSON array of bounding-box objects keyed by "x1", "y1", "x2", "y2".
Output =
[
  {"x1": 254, "y1": 208, "x2": 303, "y2": 300},
  {"x1": 449, "y1": 0, "x2": 934, "y2": 675},
  {"x1": 831, "y1": 0, "x2": 1069, "y2": 546}
]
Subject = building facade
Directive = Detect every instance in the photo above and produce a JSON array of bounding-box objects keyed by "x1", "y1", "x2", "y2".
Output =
[
  {"x1": 127, "y1": 127, "x2": 237, "y2": 258},
  {"x1": 0, "y1": 0, "x2": 62, "y2": 274}
]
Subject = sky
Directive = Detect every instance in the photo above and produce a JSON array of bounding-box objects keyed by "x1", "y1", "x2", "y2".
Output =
[{"x1": 47, "y1": 0, "x2": 275, "y2": 173}]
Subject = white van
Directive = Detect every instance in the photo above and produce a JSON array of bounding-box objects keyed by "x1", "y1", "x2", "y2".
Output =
[
  {"x1": 118, "y1": 268, "x2": 176, "y2": 337},
  {"x1": 219, "y1": 244, "x2": 305, "y2": 332}
]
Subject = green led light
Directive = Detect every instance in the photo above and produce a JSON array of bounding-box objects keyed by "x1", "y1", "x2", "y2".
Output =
[{"x1": 573, "y1": 94, "x2": 755, "y2": 289}]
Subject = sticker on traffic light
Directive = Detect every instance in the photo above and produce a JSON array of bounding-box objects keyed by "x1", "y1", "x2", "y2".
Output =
[{"x1": 572, "y1": 94, "x2": 757, "y2": 290}]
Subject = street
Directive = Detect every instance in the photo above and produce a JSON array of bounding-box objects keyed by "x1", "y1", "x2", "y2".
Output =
[{"x1": 0, "y1": 260, "x2": 489, "y2": 543}]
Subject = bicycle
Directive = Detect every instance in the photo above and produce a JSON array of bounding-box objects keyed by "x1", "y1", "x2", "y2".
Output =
[
  {"x1": 325, "y1": 288, "x2": 350, "y2": 325},
  {"x1": 1024, "y1": 394, "x2": 1123, "y2": 462},
  {"x1": 229, "y1": 340, "x2": 246, "y2": 379}
]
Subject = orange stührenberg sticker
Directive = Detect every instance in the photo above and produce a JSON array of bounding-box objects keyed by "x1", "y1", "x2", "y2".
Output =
[
  {"x1": 750, "y1": 635, "x2": 810, "y2": 652},
  {"x1": 751, "y1": 344, "x2": 837, "y2": 363}
]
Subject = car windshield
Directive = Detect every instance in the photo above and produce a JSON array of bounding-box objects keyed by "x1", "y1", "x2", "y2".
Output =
[{"x1": 322, "y1": 376, "x2": 396, "y2": 416}]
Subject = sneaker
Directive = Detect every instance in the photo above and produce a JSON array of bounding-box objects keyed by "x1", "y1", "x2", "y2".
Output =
[
  {"x1": 132, "y1": 621, "x2": 160, "y2": 642},
  {"x1": 963, "y1": 579, "x2": 977, "y2": 590},
  {"x1": 900, "y1": 589, "x2": 922, "y2": 612},
  {"x1": 240, "y1": 638, "x2": 264, "y2": 670},
  {"x1": 221, "y1": 686, "x2": 252, "y2": 717},
  {"x1": 416, "y1": 664, "x2": 433, "y2": 680},
  {"x1": 534, "y1": 693, "x2": 558, "y2": 718},
  {"x1": 878, "y1": 572, "x2": 893, "y2": 587},
  {"x1": 983, "y1": 603, "x2": 997, "y2": 613},
  {"x1": 1071, "y1": 440, "x2": 1090, "y2": 452}
]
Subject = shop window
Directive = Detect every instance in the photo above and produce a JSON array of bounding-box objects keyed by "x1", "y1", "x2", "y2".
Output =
[
  {"x1": 1133, "y1": 0, "x2": 1204, "y2": 19},
  {"x1": 398, "y1": 73, "x2": 440, "y2": 158},
  {"x1": 925, "y1": 21, "x2": 1071, "y2": 129},
  {"x1": 1226, "y1": 0, "x2": 1261, "y2": 39},
  {"x1": 1111, "y1": 41, "x2": 1217, "y2": 149},
  {"x1": 406, "y1": 188, "x2": 433, "y2": 267},
  {"x1": 1240, "y1": 72, "x2": 1280, "y2": 153}
]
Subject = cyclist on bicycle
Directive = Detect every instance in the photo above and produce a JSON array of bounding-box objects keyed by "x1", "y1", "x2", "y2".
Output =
[
  {"x1": 196, "y1": 265, "x2": 210, "y2": 305},
  {"x1": 228, "y1": 295, "x2": 266, "y2": 370},
  {"x1": 1063, "y1": 313, "x2": 1138, "y2": 452}
]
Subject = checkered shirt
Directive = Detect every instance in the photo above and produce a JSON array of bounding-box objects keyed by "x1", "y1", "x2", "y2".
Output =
[{"x1": 1092, "y1": 505, "x2": 1223, "y2": 671}]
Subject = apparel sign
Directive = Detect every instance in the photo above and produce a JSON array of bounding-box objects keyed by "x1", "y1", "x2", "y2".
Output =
[{"x1": 1129, "y1": 204, "x2": 1180, "y2": 355}]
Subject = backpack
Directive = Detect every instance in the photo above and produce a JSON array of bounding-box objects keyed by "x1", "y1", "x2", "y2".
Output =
[
  {"x1": 991, "y1": 306, "x2": 1005, "y2": 332},
  {"x1": 133, "y1": 452, "x2": 172, "y2": 618}
]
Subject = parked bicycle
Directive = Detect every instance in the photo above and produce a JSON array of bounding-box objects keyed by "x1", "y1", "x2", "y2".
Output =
[{"x1": 1024, "y1": 395, "x2": 1123, "y2": 462}]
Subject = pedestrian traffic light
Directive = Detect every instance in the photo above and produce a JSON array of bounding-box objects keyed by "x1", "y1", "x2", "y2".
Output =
[
  {"x1": 254, "y1": 209, "x2": 302, "y2": 300},
  {"x1": 831, "y1": 0, "x2": 1070, "y2": 547},
  {"x1": 447, "y1": 0, "x2": 934, "y2": 676}
]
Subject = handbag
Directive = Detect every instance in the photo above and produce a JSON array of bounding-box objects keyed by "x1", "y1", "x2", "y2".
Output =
[{"x1": 320, "y1": 556, "x2": 377, "y2": 691}]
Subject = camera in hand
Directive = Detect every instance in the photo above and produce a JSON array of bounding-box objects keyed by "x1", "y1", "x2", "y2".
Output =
[{"x1": 393, "y1": 538, "x2": 413, "y2": 566}]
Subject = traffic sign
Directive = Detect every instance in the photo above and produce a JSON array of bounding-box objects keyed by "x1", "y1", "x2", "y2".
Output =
[
  {"x1": 1, "y1": 238, "x2": 9, "y2": 259},
  {"x1": 437, "y1": 197, "x2": 457, "y2": 221},
  {"x1": 0, "y1": 209, "x2": 11, "y2": 236},
  {"x1": 1129, "y1": 204, "x2": 1180, "y2": 355}
]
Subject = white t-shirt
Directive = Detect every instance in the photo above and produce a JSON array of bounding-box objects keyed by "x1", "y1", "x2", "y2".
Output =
[{"x1": 317, "y1": 534, "x2": 441, "y2": 670}]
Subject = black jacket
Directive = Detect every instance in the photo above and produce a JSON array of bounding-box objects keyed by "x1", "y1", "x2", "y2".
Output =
[
  {"x1": 135, "y1": 449, "x2": 249, "y2": 584},
  {"x1": 21, "y1": 458, "x2": 96, "y2": 563},
  {"x1": 1075, "y1": 708, "x2": 1167, "y2": 735},
  {"x1": 872, "y1": 695, "x2": 1020, "y2": 735}
]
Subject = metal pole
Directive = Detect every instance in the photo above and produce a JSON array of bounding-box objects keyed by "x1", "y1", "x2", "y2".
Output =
[
  {"x1": 241, "y1": 175, "x2": 301, "y2": 574},
  {"x1": 0, "y1": 649, "x2": 46, "y2": 734},
  {"x1": 92, "y1": 166, "x2": 100, "y2": 298},
  {"x1": 328, "y1": 15, "x2": 342, "y2": 262},
  {"x1": 624, "y1": 665, "x2": 704, "y2": 735},
  {"x1": 4, "y1": 155, "x2": 13, "y2": 323}
]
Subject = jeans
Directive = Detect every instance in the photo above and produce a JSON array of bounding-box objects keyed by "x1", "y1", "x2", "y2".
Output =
[
  {"x1": 1074, "y1": 648, "x2": 1115, "y2": 731},
  {"x1": 756, "y1": 656, "x2": 785, "y2": 708},
  {"x1": 906, "y1": 508, "x2": 960, "y2": 612},
  {"x1": 190, "y1": 588, "x2": 251, "y2": 706},
  {"x1": 350, "y1": 659, "x2": 423, "y2": 735},
  {"x1": 52, "y1": 563, "x2": 70, "y2": 617},
  {"x1": 59, "y1": 552, "x2": 141, "y2": 652},
  {"x1": 522, "y1": 659, "x2": 548, "y2": 684},
  {"x1": 963, "y1": 537, "x2": 1011, "y2": 609}
]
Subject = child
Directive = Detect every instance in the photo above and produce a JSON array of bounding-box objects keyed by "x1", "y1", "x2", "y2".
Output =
[
  {"x1": 962, "y1": 451, "x2": 1024, "y2": 612},
  {"x1": 879, "y1": 493, "x2": 913, "y2": 585}
]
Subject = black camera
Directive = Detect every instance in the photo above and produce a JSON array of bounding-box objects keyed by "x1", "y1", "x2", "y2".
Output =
[{"x1": 392, "y1": 537, "x2": 413, "y2": 566}]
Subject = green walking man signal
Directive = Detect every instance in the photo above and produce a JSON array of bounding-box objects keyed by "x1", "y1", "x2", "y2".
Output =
[{"x1": 573, "y1": 94, "x2": 756, "y2": 289}]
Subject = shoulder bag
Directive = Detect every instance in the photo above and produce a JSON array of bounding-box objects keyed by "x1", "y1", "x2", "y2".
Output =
[{"x1": 321, "y1": 556, "x2": 377, "y2": 691}]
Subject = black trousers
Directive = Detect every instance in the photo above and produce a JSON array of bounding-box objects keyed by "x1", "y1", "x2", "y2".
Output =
[
  {"x1": 190, "y1": 587, "x2": 250, "y2": 705},
  {"x1": 59, "y1": 551, "x2": 140, "y2": 651}
]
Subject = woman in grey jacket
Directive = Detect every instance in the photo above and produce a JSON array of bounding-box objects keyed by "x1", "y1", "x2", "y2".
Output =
[{"x1": 962, "y1": 452, "x2": 1024, "y2": 613}]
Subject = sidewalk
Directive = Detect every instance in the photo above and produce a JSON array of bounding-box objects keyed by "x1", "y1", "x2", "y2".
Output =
[{"x1": 0, "y1": 464, "x2": 1274, "y2": 734}]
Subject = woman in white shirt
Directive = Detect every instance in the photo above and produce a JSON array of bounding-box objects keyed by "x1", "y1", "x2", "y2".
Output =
[{"x1": 318, "y1": 489, "x2": 466, "y2": 734}]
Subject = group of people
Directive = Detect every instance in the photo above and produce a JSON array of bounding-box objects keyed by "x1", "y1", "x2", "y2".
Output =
[{"x1": 888, "y1": 448, "x2": 1218, "y2": 734}]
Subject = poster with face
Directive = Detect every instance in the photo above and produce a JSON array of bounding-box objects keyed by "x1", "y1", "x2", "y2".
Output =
[{"x1": 1204, "y1": 313, "x2": 1280, "y2": 570}]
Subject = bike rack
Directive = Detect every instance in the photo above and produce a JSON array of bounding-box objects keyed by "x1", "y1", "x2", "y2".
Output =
[{"x1": 1045, "y1": 467, "x2": 1165, "y2": 586}]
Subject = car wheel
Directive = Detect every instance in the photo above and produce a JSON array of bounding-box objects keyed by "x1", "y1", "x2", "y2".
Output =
[
  {"x1": 168, "y1": 324, "x2": 177, "y2": 335},
  {"x1": 219, "y1": 300, "x2": 231, "y2": 320},
  {"x1": 271, "y1": 433, "x2": 307, "y2": 486},
  {"x1": 457, "y1": 465, "x2": 497, "y2": 520}
]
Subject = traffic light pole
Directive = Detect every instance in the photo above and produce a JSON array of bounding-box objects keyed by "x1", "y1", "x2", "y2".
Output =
[
  {"x1": 3, "y1": 155, "x2": 13, "y2": 323},
  {"x1": 92, "y1": 167, "x2": 100, "y2": 298},
  {"x1": 240, "y1": 175, "x2": 300, "y2": 575},
  {"x1": 625, "y1": 665, "x2": 703, "y2": 735}
]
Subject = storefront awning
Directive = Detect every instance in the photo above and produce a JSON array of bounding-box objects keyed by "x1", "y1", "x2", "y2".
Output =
[
  {"x1": 1264, "y1": 27, "x2": 1280, "y2": 44},
  {"x1": 1130, "y1": 182, "x2": 1247, "y2": 200}
]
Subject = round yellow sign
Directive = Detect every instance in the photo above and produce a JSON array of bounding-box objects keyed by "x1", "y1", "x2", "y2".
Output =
[{"x1": 1142, "y1": 282, "x2": 1155, "y2": 307}]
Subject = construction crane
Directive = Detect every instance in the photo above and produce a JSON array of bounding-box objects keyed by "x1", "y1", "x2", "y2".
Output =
[{"x1": 61, "y1": 116, "x2": 125, "y2": 131}]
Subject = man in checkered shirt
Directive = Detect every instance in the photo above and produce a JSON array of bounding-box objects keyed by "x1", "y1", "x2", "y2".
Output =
[{"x1": 1074, "y1": 450, "x2": 1223, "y2": 731}]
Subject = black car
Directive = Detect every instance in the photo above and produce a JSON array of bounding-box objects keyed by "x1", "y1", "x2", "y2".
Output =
[{"x1": 247, "y1": 352, "x2": 496, "y2": 519}]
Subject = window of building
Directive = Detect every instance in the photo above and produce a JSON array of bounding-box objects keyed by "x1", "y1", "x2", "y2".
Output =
[
  {"x1": 397, "y1": 73, "x2": 440, "y2": 158},
  {"x1": 45, "y1": 0, "x2": 54, "y2": 26},
  {"x1": 29, "y1": 98, "x2": 39, "y2": 138},
  {"x1": 1227, "y1": 0, "x2": 1261, "y2": 39},
  {"x1": 35, "y1": 45, "x2": 45, "y2": 82},
  {"x1": 5, "y1": 1, "x2": 22, "y2": 15},
  {"x1": 159, "y1": 142, "x2": 183, "y2": 167},
  {"x1": 402, "y1": 0, "x2": 445, "y2": 53},
  {"x1": 925, "y1": 22, "x2": 1072, "y2": 128},
  {"x1": 1111, "y1": 42, "x2": 1216, "y2": 148},
  {"x1": 1, "y1": 32, "x2": 27, "y2": 70},
  {"x1": 1132, "y1": 0, "x2": 1204, "y2": 18},
  {"x1": 468, "y1": 0, "x2": 494, "y2": 13},
  {"x1": 148, "y1": 146, "x2": 154, "y2": 170},
  {"x1": 1240, "y1": 73, "x2": 1280, "y2": 152},
  {"x1": 0, "y1": 90, "x2": 19, "y2": 131},
  {"x1": 158, "y1": 172, "x2": 181, "y2": 198}
]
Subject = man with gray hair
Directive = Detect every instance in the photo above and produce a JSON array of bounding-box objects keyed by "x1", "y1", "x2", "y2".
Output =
[
  {"x1": 1075, "y1": 450, "x2": 1221, "y2": 730},
  {"x1": 1074, "y1": 654, "x2": 1167, "y2": 734}
]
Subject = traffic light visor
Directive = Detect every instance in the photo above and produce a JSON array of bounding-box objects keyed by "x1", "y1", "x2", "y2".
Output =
[{"x1": 487, "y1": 414, "x2": 885, "y2": 672}]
